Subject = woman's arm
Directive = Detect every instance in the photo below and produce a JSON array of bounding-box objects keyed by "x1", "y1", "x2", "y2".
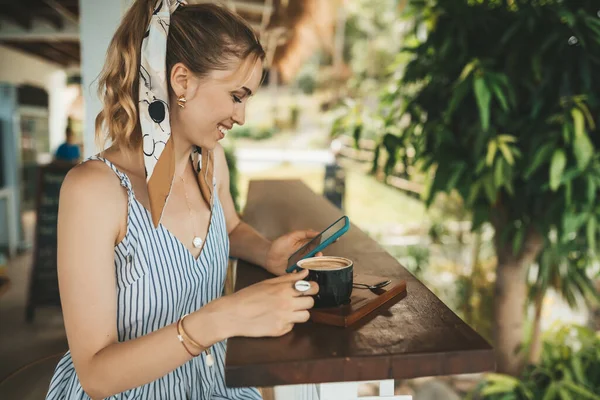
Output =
[
  {"x1": 215, "y1": 145, "x2": 323, "y2": 276},
  {"x1": 57, "y1": 164, "x2": 234, "y2": 399},
  {"x1": 214, "y1": 145, "x2": 273, "y2": 269}
]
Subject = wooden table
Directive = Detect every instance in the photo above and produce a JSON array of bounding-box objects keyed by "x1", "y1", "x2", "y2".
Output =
[{"x1": 226, "y1": 180, "x2": 494, "y2": 396}]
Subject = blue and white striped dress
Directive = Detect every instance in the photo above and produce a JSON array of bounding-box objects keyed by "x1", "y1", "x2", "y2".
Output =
[{"x1": 46, "y1": 156, "x2": 262, "y2": 400}]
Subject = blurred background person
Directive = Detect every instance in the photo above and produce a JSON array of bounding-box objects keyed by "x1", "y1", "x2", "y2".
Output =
[{"x1": 53, "y1": 126, "x2": 81, "y2": 164}]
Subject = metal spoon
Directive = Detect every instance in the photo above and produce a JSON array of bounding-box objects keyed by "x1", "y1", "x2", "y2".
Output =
[{"x1": 352, "y1": 280, "x2": 392, "y2": 290}]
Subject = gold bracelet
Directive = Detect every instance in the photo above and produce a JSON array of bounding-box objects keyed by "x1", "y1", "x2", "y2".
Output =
[
  {"x1": 176, "y1": 319, "x2": 200, "y2": 357},
  {"x1": 178, "y1": 314, "x2": 214, "y2": 367}
]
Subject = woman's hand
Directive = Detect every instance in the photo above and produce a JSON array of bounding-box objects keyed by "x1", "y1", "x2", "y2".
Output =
[
  {"x1": 221, "y1": 269, "x2": 319, "y2": 338},
  {"x1": 264, "y1": 230, "x2": 323, "y2": 276}
]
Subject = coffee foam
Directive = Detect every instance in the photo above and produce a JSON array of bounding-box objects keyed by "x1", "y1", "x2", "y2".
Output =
[{"x1": 297, "y1": 257, "x2": 352, "y2": 271}]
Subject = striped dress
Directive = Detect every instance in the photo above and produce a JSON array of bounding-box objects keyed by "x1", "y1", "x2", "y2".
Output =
[{"x1": 46, "y1": 156, "x2": 262, "y2": 400}]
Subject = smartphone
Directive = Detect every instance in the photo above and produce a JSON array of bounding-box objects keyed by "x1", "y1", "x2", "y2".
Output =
[{"x1": 285, "y1": 216, "x2": 350, "y2": 273}]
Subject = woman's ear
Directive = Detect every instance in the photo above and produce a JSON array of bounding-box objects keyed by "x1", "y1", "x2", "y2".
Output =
[
  {"x1": 170, "y1": 62, "x2": 190, "y2": 97},
  {"x1": 170, "y1": 62, "x2": 200, "y2": 100}
]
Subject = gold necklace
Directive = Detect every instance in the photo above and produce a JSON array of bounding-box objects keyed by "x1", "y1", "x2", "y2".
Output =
[{"x1": 180, "y1": 175, "x2": 203, "y2": 249}]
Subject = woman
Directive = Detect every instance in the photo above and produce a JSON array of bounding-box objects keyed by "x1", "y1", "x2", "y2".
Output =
[{"x1": 46, "y1": 1, "x2": 320, "y2": 398}]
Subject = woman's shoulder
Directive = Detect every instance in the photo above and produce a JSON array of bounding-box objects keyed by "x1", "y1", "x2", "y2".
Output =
[{"x1": 60, "y1": 157, "x2": 128, "y2": 210}]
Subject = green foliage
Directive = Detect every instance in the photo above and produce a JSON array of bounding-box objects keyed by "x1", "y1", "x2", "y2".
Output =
[
  {"x1": 223, "y1": 145, "x2": 240, "y2": 212},
  {"x1": 343, "y1": 0, "x2": 405, "y2": 93},
  {"x1": 530, "y1": 233, "x2": 600, "y2": 311},
  {"x1": 472, "y1": 325, "x2": 600, "y2": 399},
  {"x1": 297, "y1": 73, "x2": 316, "y2": 95},
  {"x1": 228, "y1": 125, "x2": 275, "y2": 141},
  {"x1": 385, "y1": 0, "x2": 600, "y2": 258},
  {"x1": 390, "y1": 244, "x2": 430, "y2": 279}
]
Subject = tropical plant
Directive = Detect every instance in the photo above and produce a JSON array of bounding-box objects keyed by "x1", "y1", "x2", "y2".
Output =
[
  {"x1": 373, "y1": 0, "x2": 600, "y2": 375},
  {"x1": 527, "y1": 235, "x2": 600, "y2": 365},
  {"x1": 471, "y1": 324, "x2": 600, "y2": 400}
]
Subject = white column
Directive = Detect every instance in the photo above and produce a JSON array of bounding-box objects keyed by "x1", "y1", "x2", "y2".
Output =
[
  {"x1": 79, "y1": 0, "x2": 132, "y2": 157},
  {"x1": 47, "y1": 69, "x2": 69, "y2": 156}
]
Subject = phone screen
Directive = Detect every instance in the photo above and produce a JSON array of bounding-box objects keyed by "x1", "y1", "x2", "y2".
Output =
[{"x1": 287, "y1": 217, "x2": 347, "y2": 270}]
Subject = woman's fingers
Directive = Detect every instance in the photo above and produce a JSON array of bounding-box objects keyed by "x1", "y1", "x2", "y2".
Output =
[
  {"x1": 269, "y1": 268, "x2": 309, "y2": 283},
  {"x1": 292, "y1": 295, "x2": 315, "y2": 311},
  {"x1": 289, "y1": 310, "x2": 311, "y2": 324},
  {"x1": 290, "y1": 280, "x2": 319, "y2": 297}
]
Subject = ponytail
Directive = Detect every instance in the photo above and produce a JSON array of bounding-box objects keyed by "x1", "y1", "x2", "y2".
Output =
[{"x1": 95, "y1": 0, "x2": 153, "y2": 150}]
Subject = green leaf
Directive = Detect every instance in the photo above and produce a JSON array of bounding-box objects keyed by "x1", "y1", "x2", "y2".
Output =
[
  {"x1": 559, "y1": 10, "x2": 576, "y2": 27},
  {"x1": 494, "y1": 158, "x2": 504, "y2": 188},
  {"x1": 504, "y1": 179, "x2": 515, "y2": 197},
  {"x1": 570, "y1": 356, "x2": 587, "y2": 385},
  {"x1": 498, "y1": 134, "x2": 517, "y2": 143},
  {"x1": 562, "y1": 213, "x2": 590, "y2": 241},
  {"x1": 458, "y1": 59, "x2": 478, "y2": 83},
  {"x1": 573, "y1": 133, "x2": 594, "y2": 170},
  {"x1": 448, "y1": 79, "x2": 471, "y2": 118},
  {"x1": 572, "y1": 108, "x2": 584, "y2": 138},
  {"x1": 491, "y1": 81, "x2": 509, "y2": 111},
  {"x1": 550, "y1": 150, "x2": 567, "y2": 191},
  {"x1": 587, "y1": 177, "x2": 596, "y2": 205},
  {"x1": 559, "y1": 387, "x2": 574, "y2": 400},
  {"x1": 487, "y1": 140, "x2": 498, "y2": 166},
  {"x1": 447, "y1": 163, "x2": 466, "y2": 192},
  {"x1": 587, "y1": 217, "x2": 597, "y2": 254},
  {"x1": 474, "y1": 76, "x2": 491, "y2": 132},
  {"x1": 513, "y1": 226, "x2": 524, "y2": 255},
  {"x1": 573, "y1": 100, "x2": 596, "y2": 130},
  {"x1": 484, "y1": 374, "x2": 521, "y2": 388},
  {"x1": 563, "y1": 124, "x2": 572, "y2": 143},
  {"x1": 481, "y1": 383, "x2": 512, "y2": 397},
  {"x1": 524, "y1": 143, "x2": 555, "y2": 179},
  {"x1": 499, "y1": 142, "x2": 515, "y2": 165},
  {"x1": 562, "y1": 381, "x2": 600, "y2": 399},
  {"x1": 483, "y1": 174, "x2": 497, "y2": 204},
  {"x1": 543, "y1": 383, "x2": 558, "y2": 400},
  {"x1": 481, "y1": 385, "x2": 512, "y2": 396},
  {"x1": 468, "y1": 181, "x2": 482, "y2": 206}
]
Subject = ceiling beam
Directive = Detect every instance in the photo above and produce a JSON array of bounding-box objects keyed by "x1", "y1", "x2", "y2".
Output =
[
  {"x1": 37, "y1": 8, "x2": 64, "y2": 30},
  {"x1": 0, "y1": 19, "x2": 79, "y2": 41},
  {"x1": 0, "y1": 41, "x2": 72, "y2": 66},
  {"x1": 45, "y1": 41, "x2": 80, "y2": 64},
  {"x1": 0, "y1": 6, "x2": 32, "y2": 30},
  {"x1": 43, "y1": 0, "x2": 79, "y2": 24}
]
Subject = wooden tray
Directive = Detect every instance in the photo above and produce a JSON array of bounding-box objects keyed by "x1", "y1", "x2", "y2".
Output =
[{"x1": 309, "y1": 274, "x2": 407, "y2": 327}]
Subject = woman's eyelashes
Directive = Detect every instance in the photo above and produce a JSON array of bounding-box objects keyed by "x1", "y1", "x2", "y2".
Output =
[{"x1": 232, "y1": 94, "x2": 243, "y2": 104}]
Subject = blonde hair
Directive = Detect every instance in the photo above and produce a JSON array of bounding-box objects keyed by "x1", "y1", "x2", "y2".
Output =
[{"x1": 95, "y1": 0, "x2": 265, "y2": 150}]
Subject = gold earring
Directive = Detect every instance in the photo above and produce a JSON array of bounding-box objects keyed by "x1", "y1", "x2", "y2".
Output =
[{"x1": 177, "y1": 94, "x2": 187, "y2": 109}]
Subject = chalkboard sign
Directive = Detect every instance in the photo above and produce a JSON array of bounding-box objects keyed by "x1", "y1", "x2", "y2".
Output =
[{"x1": 26, "y1": 163, "x2": 73, "y2": 322}]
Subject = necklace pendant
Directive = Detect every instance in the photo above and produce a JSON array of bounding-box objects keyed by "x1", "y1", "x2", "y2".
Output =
[
  {"x1": 193, "y1": 237, "x2": 203, "y2": 248},
  {"x1": 206, "y1": 353, "x2": 214, "y2": 367}
]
